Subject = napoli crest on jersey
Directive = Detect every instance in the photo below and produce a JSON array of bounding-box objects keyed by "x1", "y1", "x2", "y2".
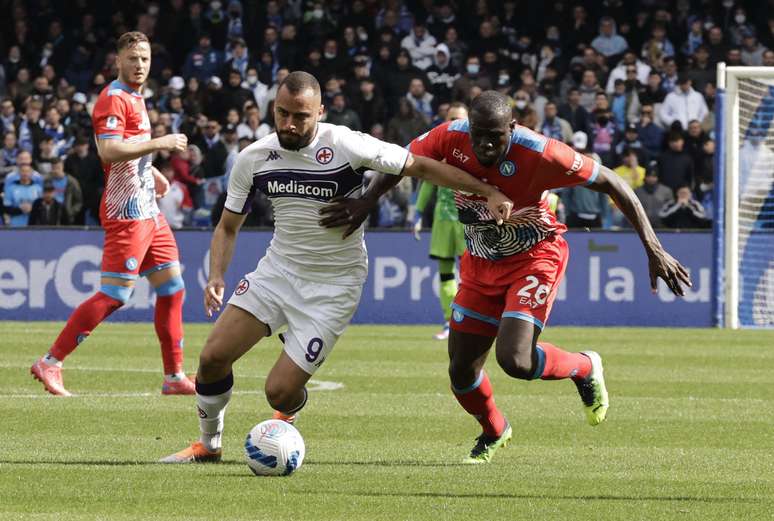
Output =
[
  {"x1": 452, "y1": 309, "x2": 465, "y2": 323},
  {"x1": 499, "y1": 160, "x2": 516, "y2": 177},
  {"x1": 106, "y1": 116, "x2": 118, "y2": 130},
  {"x1": 315, "y1": 147, "x2": 334, "y2": 164},
  {"x1": 125, "y1": 257, "x2": 138, "y2": 270}
]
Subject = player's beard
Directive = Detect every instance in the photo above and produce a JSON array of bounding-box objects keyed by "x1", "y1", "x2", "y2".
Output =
[{"x1": 277, "y1": 126, "x2": 316, "y2": 151}]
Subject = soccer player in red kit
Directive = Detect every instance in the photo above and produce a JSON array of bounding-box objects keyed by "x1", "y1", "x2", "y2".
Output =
[
  {"x1": 322, "y1": 91, "x2": 692, "y2": 463},
  {"x1": 30, "y1": 31, "x2": 194, "y2": 396}
]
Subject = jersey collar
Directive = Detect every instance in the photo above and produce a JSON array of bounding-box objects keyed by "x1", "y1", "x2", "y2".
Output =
[{"x1": 110, "y1": 79, "x2": 144, "y2": 98}]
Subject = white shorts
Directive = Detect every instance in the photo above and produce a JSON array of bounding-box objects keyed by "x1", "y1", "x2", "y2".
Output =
[{"x1": 228, "y1": 255, "x2": 363, "y2": 375}]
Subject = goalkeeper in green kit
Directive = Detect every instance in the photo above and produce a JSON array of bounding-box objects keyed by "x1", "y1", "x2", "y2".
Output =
[{"x1": 412, "y1": 103, "x2": 469, "y2": 340}]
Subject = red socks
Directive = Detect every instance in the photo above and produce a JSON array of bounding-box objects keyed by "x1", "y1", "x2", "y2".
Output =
[
  {"x1": 535, "y1": 343, "x2": 591, "y2": 381},
  {"x1": 49, "y1": 292, "x2": 123, "y2": 360},
  {"x1": 452, "y1": 372, "x2": 507, "y2": 437},
  {"x1": 154, "y1": 290, "x2": 185, "y2": 375}
]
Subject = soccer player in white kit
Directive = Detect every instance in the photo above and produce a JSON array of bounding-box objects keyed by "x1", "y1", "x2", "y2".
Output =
[{"x1": 161, "y1": 71, "x2": 514, "y2": 463}]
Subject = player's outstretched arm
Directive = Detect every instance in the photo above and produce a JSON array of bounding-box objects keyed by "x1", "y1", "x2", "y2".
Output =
[
  {"x1": 586, "y1": 166, "x2": 692, "y2": 296},
  {"x1": 403, "y1": 154, "x2": 513, "y2": 224},
  {"x1": 205, "y1": 208, "x2": 248, "y2": 317},
  {"x1": 319, "y1": 173, "x2": 403, "y2": 238},
  {"x1": 96, "y1": 133, "x2": 188, "y2": 163}
]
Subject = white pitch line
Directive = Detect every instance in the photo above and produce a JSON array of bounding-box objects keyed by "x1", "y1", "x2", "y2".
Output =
[{"x1": 0, "y1": 363, "x2": 344, "y2": 396}]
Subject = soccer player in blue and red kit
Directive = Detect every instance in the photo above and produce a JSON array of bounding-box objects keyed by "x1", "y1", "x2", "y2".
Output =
[
  {"x1": 323, "y1": 91, "x2": 692, "y2": 462},
  {"x1": 30, "y1": 32, "x2": 194, "y2": 396}
]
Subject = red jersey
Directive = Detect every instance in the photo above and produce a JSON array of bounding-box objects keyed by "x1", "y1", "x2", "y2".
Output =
[
  {"x1": 93, "y1": 80, "x2": 157, "y2": 221},
  {"x1": 409, "y1": 119, "x2": 600, "y2": 260}
]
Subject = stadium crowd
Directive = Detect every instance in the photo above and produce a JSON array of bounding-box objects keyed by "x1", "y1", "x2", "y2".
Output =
[{"x1": 1, "y1": 0, "x2": 772, "y2": 230}]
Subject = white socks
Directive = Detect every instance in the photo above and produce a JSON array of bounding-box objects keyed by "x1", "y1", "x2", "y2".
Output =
[{"x1": 197, "y1": 389, "x2": 232, "y2": 451}]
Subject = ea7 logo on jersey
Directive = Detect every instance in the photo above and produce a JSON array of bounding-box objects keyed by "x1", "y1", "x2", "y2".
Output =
[
  {"x1": 267, "y1": 151, "x2": 282, "y2": 161},
  {"x1": 452, "y1": 148, "x2": 470, "y2": 163},
  {"x1": 565, "y1": 152, "x2": 584, "y2": 176}
]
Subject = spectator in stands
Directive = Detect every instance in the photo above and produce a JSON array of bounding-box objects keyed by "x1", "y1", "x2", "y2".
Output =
[
  {"x1": 426, "y1": 44, "x2": 459, "y2": 106},
  {"x1": 659, "y1": 185, "x2": 709, "y2": 228},
  {"x1": 156, "y1": 158, "x2": 192, "y2": 229},
  {"x1": 63, "y1": 137, "x2": 101, "y2": 224},
  {"x1": 609, "y1": 79, "x2": 640, "y2": 132},
  {"x1": 558, "y1": 88, "x2": 592, "y2": 136},
  {"x1": 236, "y1": 105, "x2": 270, "y2": 142},
  {"x1": 641, "y1": 22, "x2": 675, "y2": 60},
  {"x1": 352, "y1": 79, "x2": 386, "y2": 134},
  {"x1": 741, "y1": 33, "x2": 767, "y2": 66},
  {"x1": 441, "y1": 26, "x2": 468, "y2": 71},
  {"x1": 513, "y1": 90, "x2": 538, "y2": 130},
  {"x1": 3, "y1": 153, "x2": 42, "y2": 227},
  {"x1": 638, "y1": 70, "x2": 667, "y2": 106},
  {"x1": 35, "y1": 136, "x2": 59, "y2": 176},
  {"x1": 681, "y1": 18, "x2": 705, "y2": 58},
  {"x1": 658, "y1": 132, "x2": 695, "y2": 194},
  {"x1": 405, "y1": 78, "x2": 434, "y2": 124},
  {"x1": 590, "y1": 106, "x2": 619, "y2": 166},
  {"x1": 1, "y1": 131, "x2": 19, "y2": 179},
  {"x1": 728, "y1": 6, "x2": 756, "y2": 47},
  {"x1": 221, "y1": 69, "x2": 252, "y2": 114},
  {"x1": 69, "y1": 93, "x2": 92, "y2": 133},
  {"x1": 29, "y1": 180, "x2": 67, "y2": 226},
  {"x1": 540, "y1": 102, "x2": 573, "y2": 143},
  {"x1": 660, "y1": 57, "x2": 680, "y2": 94},
  {"x1": 386, "y1": 98, "x2": 428, "y2": 146},
  {"x1": 561, "y1": 131, "x2": 608, "y2": 228},
  {"x1": 724, "y1": 47, "x2": 744, "y2": 67},
  {"x1": 401, "y1": 21, "x2": 437, "y2": 71},
  {"x1": 196, "y1": 119, "x2": 228, "y2": 179},
  {"x1": 614, "y1": 148, "x2": 646, "y2": 191},
  {"x1": 660, "y1": 75, "x2": 709, "y2": 131},
  {"x1": 386, "y1": 49, "x2": 426, "y2": 112},
  {"x1": 222, "y1": 37, "x2": 251, "y2": 79},
  {"x1": 1, "y1": 98, "x2": 15, "y2": 134},
  {"x1": 578, "y1": 69, "x2": 601, "y2": 113},
  {"x1": 566, "y1": 5, "x2": 596, "y2": 54},
  {"x1": 183, "y1": 34, "x2": 223, "y2": 82},
  {"x1": 591, "y1": 17, "x2": 628, "y2": 60},
  {"x1": 46, "y1": 155, "x2": 82, "y2": 224},
  {"x1": 616, "y1": 123, "x2": 648, "y2": 165},
  {"x1": 686, "y1": 46, "x2": 715, "y2": 94},
  {"x1": 637, "y1": 104, "x2": 665, "y2": 158},
  {"x1": 451, "y1": 55, "x2": 491, "y2": 103},
  {"x1": 606, "y1": 51, "x2": 651, "y2": 93},
  {"x1": 635, "y1": 164, "x2": 674, "y2": 228},
  {"x1": 17, "y1": 99, "x2": 45, "y2": 154},
  {"x1": 684, "y1": 119, "x2": 709, "y2": 172},
  {"x1": 706, "y1": 26, "x2": 727, "y2": 67},
  {"x1": 764, "y1": 49, "x2": 774, "y2": 67},
  {"x1": 326, "y1": 93, "x2": 362, "y2": 131}
]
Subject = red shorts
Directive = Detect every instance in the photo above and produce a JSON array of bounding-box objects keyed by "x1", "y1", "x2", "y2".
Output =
[
  {"x1": 101, "y1": 214, "x2": 180, "y2": 280},
  {"x1": 450, "y1": 235, "x2": 569, "y2": 337}
]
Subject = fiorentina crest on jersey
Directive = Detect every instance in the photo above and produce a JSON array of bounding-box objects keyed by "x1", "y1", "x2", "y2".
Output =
[
  {"x1": 235, "y1": 278, "x2": 250, "y2": 295},
  {"x1": 315, "y1": 147, "x2": 334, "y2": 164}
]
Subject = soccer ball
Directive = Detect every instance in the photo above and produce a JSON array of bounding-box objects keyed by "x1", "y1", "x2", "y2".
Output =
[{"x1": 244, "y1": 419, "x2": 305, "y2": 476}]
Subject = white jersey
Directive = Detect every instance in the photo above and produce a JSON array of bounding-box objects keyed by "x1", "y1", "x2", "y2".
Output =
[{"x1": 226, "y1": 123, "x2": 410, "y2": 285}]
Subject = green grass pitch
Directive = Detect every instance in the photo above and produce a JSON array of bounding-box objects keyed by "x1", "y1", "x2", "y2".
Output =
[{"x1": 1, "y1": 321, "x2": 773, "y2": 520}]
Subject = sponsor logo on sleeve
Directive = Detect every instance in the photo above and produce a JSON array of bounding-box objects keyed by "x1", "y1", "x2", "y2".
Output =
[{"x1": 565, "y1": 152, "x2": 584, "y2": 176}]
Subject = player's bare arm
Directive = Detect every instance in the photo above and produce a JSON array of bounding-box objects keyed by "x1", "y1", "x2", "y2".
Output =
[
  {"x1": 96, "y1": 133, "x2": 187, "y2": 163},
  {"x1": 586, "y1": 166, "x2": 692, "y2": 296},
  {"x1": 319, "y1": 173, "x2": 402, "y2": 238},
  {"x1": 151, "y1": 166, "x2": 170, "y2": 198},
  {"x1": 205, "y1": 209, "x2": 248, "y2": 317},
  {"x1": 402, "y1": 153, "x2": 513, "y2": 224}
]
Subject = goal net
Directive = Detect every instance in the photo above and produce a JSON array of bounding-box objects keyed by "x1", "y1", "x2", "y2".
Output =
[{"x1": 715, "y1": 65, "x2": 774, "y2": 328}]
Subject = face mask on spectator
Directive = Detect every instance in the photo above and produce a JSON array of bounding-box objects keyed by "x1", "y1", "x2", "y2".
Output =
[
  {"x1": 324, "y1": 51, "x2": 336, "y2": 59},
  {"x1": 313, "y1": 8, "x2": 324, "y2": 19},
  {"x1": 246, "y1": 75, "x2": 258, "y2": 85},
  {"x1": 734, "y1": 14, "x2": 746, "y2": 24},
  {"x1": 466, "y1": 64, "x2": 479, "y2": 75},
  {"x1": 515, "y1": 99, "x2": 527, "y2": 109}
]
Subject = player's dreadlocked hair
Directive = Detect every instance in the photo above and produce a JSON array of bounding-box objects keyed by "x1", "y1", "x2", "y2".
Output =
[
  {"x1": 470, "y1": 91, "x2": 512, "y2": 122},
  {"x1": 279, "y1": 71, "x2": 321, "y2": 99}
]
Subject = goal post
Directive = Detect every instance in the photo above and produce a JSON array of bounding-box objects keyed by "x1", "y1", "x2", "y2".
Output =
[{"x1": 715, "y1": 64, "x2": 774, "y2": 329}]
